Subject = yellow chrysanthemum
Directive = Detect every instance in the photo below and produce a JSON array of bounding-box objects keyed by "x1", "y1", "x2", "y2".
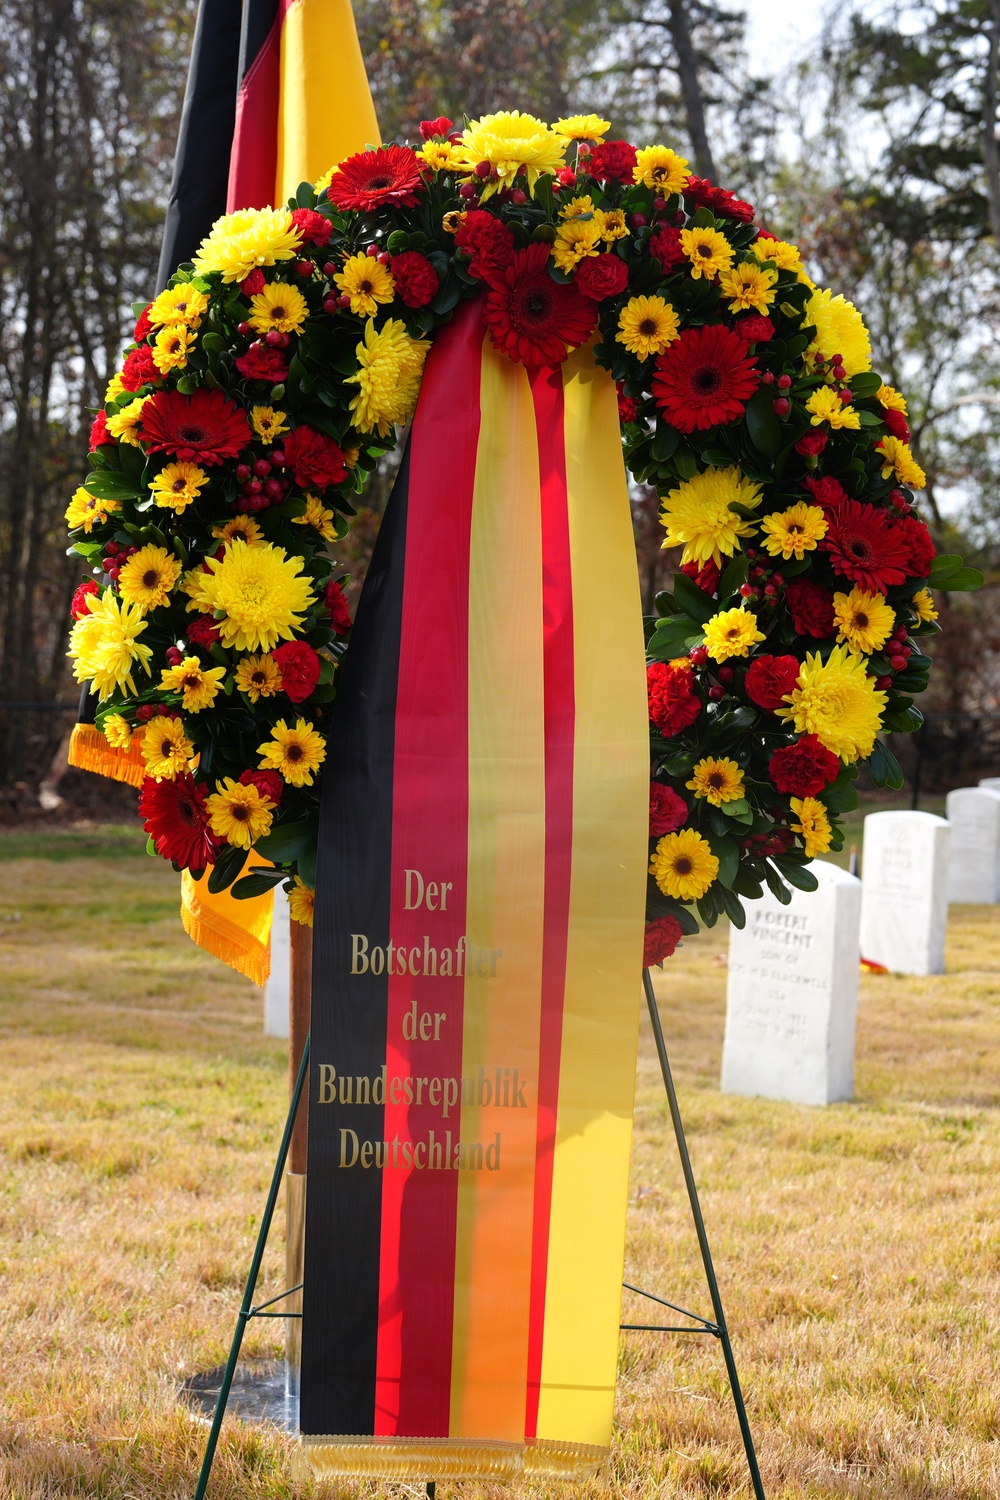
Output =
[
  {"x1": 313, "y1": 165, "x2": 335, "y2": 194},
  {"x1": 346, "y1": 318, "x2": 431, "y2": 437},
  {"x1": 805, "y1": 288, "x2": 872, "y2": 379},
  {"x1": 806, "y1": 386, "x2": 862, "y2": 430},
  {"x1": 65, "y1": 487, "x2": 118, "y2": 532},
  {"x1": 553, "y1": 114, "x2": 610, "y2": 140},
  {"x1": 776, "y1": 645, "x2": 886, "y2": 762},
  {"x1": 195, "y1": 539, "x2": 315, "y2": 653},
  {"x1": 702, "y1": 606, "x2": 766, "y2": 662},
  {"x1": 150, "y1": 461, "x2": 209, "y2": 514},
  {"x1": 912, "y1": 587, "x2": 938, "y2": 624},
  {"x1": 147, "y1": 284, "x2": 209, "y2": 328},
  {"x1": 551, "y1": 217, "x2": 602, "y2": 272},
  {"x1": 151, "y1": 324, "x2": 196, "y2": 375},
  {"x1": 159, "y1": 655, "x2": 227, "y2": 713},
  {"x1": 141, "y1": 716, "x2": 194, "y2": 780},
  {"x1": 417, "y1": 140, "x2": 462, "y2": 172},
  {"x1": 206, "y1": 777, "x2": 275, "y2": 848},
  {"x1": 333, "y1": 254, "x2": 396, "y2": 317},
  {"x1": 235, "y1": 652, "x2": 283, "y2": 702},
  {"x1": 293, "y1": 493, "x2": 337, "y2": 542},
  {"x1": 192, "y1": 208, "x2": 302, "y2": 283},
  {"x1": 633, "y1": 145, "x2": 690, "y2": 195},
  {"x1": 833, "y1": 587, "x2": 895, "y2": 655},
  {"x1": 105, "y1": 372, "x2": 125, "y2": 401},
  {"x1": 67, "y1": 592, "x2": 153, "y2": 699},
  {"x1": 102, "y1": 713, "x2": 133, "y2": 750},
  {"x1": 213, "y1": 515, "x2": 264, "y2": 547},
  {"x1": 454, "y1": 110, "x2": 567, "y2": 199},
  {"x1": 659, "y1": 466, "x2": 762, "y2": 567},
  {"x1": 344, "y1": 445, "x2": 360, "y2": 469},
  {"x1": 596, "y1": 207, "x2": 628, "y2": 241},
  {"x1": 680, "y1": 226, "x2": 733, "y2": 281},
  {"x1": 877, "y1": 435, "x2": 926, "y2": 488},
  {"x1": 877, "y1": 383, "x2": 907, "y2": 414},
  {"x1": 105, "y1": 395, "x2": 151, "y2": 446},
  {"x1": 117, "y1": 544, "x2": 182, "y2": 613},
  {"x1": 559, "y1": 194, "x2": 597, "y2": 220},
  {"x1": 288, "y1": 875, "x2": 315, "y2": 927},
  {"x1": 719, "y1": 260, "x2": 778, "y2": 315},
  {"x1": 616, "y1": 295, "x2": 680, "y2": 359},
  {"x1": 760, "y1": 502, "x2": 827, "y2": 561},
  {"x1": 258, "y1": 718, "x2": 327, "y2": 787},
  {"x1": 649, "y1": 828, "x2": 718, "y2": 901},
  {"x1": 789, "y1": 796, "x2": 833, "y2": 857},
  {"x1": 250, "y1": 405, "x2": 289, "y2": 441},
  {"x1": 249, "y1": 281, "x2": 309, "y2": 335},
  {"x1": 686, "y1": 756, "x2": 745, "y2": 807}
]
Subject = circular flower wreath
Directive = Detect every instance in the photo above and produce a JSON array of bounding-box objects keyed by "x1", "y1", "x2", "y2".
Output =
[{"x1": 65, "y1": 109, "x2": 976, "y2": 953}]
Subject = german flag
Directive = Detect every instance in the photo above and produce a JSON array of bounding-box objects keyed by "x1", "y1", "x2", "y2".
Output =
[{"x1": 297, "y1": 301, "x2": 649, "y2": 1481}]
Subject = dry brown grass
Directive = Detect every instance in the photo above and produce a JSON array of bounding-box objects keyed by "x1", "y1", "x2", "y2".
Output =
[{"x1": 1, "y1": 825, "x2": 999, "y2": 1500}]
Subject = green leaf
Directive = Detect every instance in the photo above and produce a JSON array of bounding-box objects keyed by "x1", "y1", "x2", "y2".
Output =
[
  {"x1": 672, "y1": 571, "x2": 717, "y2": 623},
  {"x1": 746, "y1": 388, "x2": 780, "y2": 456},
  {"x1": 707, "y1": 833, "x2": 740, "y2": 888},
  {"x1": 857, "y1": 410, "x2": 884, "y2": 426},
  {"x1": 648, "y1": 621, "x2": 698, "y2": 659},
  {"x1": 772, "y1": 857, "x2": 819, "y2": 891},
  {"x1": 849, "y1": 372, "x2": 883, "y2": 397},
  {"x1": 717, "y1": 885, "x2": 746, "y2": 927},
  {"x1": 253, "y1": 820, "x2": 313, "y2": 862},
  {"x1": 231, "y1": 869, "x2": 285, "y2": 900},
  {"x1": 936, "y1": 566, "x2": 984, "y2": 591},
  {"x1": 207, "y1": 843, "x2": 249, "y2": 895},
  {"x1": 868, "y1": 739, "x2": 905, "y2": 790},
  {"x1": 763, "y1": 862, "x2": 792, "y2": 904},
  {"x1": 718, "y1": 554, "x2": 749, "y2": 599},
  {"x1": 652, "y1": 423, "x2": 680, "y2": 462},
  {"x1": 928, "y1": 553, "x2": 963, "y2": 578},
  {"x1": 295, "y1": 180, "x2": 317, "y2": 208}
]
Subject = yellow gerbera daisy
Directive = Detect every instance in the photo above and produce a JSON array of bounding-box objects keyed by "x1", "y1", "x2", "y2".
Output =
[
  {"x1": 805, "y1": 288, "x2": 872, "y2": 378},
  {"x1": 680, "y1": 227, "x2": 733, "y2": 281},
  {"x1": 832, "y1": 587, "x2": 895, "y2": 655},
  {"x1": 250, "y1": 405, "x2": 289, "y2": 442},
  {"x1": 248, "y1": 281, "x2": 309, "y2": 335},
  {"x1": 776, "y1": 645, "x2": 887, "y2": 762},
  {"x1": 441, "y1": 210, "x2": 466, "y2": 235},
  {"x1": 288, "y1": 876, "x2": 315, "y2": 927},
  {"x1": 333, "y1": 254, "x2": 396, "y2": 317},
  {"x1": 633, "y1": 145, "x2": 690, "y2": 195},
  {"x1": 105, "y1": 373, "x2": 125, "y2": 401},
  {"x1": 559, "y1": 194, "x2": 597, "y2": 220},
  {"x1": 789, "y1": 796, "x2": 833, "y2": 857},
  {"x1": 659, "y1": 466, "x2": 762, "y2": 567},
  {"x1": 417, "y1": 140, "x2": 462, "y2": 172},
  {"x1": 596, "y1": 207, "x2": 628, "y2": 241},
  {"x1": 749, "y1": 237, "x2": 806, "y2": 276},
  {"x1": 105, "y1": 395, "x2": 151, "y2": 446},
  {"x1": 553, "y1": 114, "x2": 610, "y2": 140},
  {"x1": 206, "y1": 777, "x2": 275, "y2": 848},
  {"x1": 346, "y1": 318, "x2": 431, "y2": 437},
  {"x1": 649, "y1": 828, "x2": 718, "y2": 901},
  {"x1": 195, "y1": 539, "x2": 315, "y2": 653},
  {"x1": 760, "y1": 502, "x2": 827, "y2": 561},
  {"x1": 912, "y1": 587, "x2": 938, "y2": 624},
  {"x1": 235, "y1": 653, "x2": 283, "y2": 702},
  {"x1": 702, "y1": 606, "x2": 766, "y2": 662},
  {"x1": 147, "y1": 284, "x2": 209, "y2": 327},
  {"x1": 719, "y1": 260, "x2": 778, "y2": 315},
  {"x1": 213, "y1": 515, "x2": 264, "y2": 547},
  {"x1": 616, "y1": 295, "x2": 680, "y2": 359},
  {"x1": 551, "y1": 217, "x2": 602, "y2": 272},
  {"x1": 806, "y1": 387, "x2": 862, "y2": 430},
  {"x1": 149, "y1": 461, "x2": 209, "y2": 514},
  {"x1": 686, "y1": 756, "x2": 746, "y2": 807},
  {"x1": 65, "y1": 487, "x2": 119, "y2": 532},
  {"x1": 877, "y1": 383, "x2": 907, "y2": 414},
  {"x1": 453, "y1": 110, "x2": 568, "y2": 198},
  {"x1": 293, "y1": 493, "x2": 337, "y2": 542},
  {"x1": 877, "y1": 435, "x2": 926, "y2": 488},
  {"x1": 151, "y1": 324, "x2": 196, "y2": 375},
  {"x1": 67, "y1": 592, "x2": 153, "y2": 699},
  {"x1": 192, "y1": 207, "x2": 302, "y2": 283},
  {"x1": 102, "y1": 713, "x2": 134, "y2": 750},
  {"x1": 257, "y1": 718, "x2": 327, "y2": 787},
  {"x1": 140, "y1": 716, "x2": 194, "y2": 781},
  {"x1": 159, "y1": 655, "x2": 227, "y2": 713},
  {"x1": 117, "y1": 544, "x2": 182, "y2": 613}
]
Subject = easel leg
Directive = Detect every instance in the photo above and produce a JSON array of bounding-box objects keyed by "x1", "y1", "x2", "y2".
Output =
[
  {"x1": 193, "y1": 1035, "x2": 311, "y2": 1500},
  {"x1": 642, "y1": 969, "x2": 766, "y2": 1500}
]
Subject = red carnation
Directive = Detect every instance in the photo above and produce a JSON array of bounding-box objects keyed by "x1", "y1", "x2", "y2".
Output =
[
  {"x1": 454, "y1": 209, "x2": 515, "y2": 281},
  {"x1": 120, "y1": 345, "x2": 160, "y2": 392},
  {"x1": 644, "y1": 914, "x2": 684, "y2": 966},
  {"x1": 71, "y1": 580, "x2": 99, "y2": 619},
  {"x1": 652, "y1": 325, "x2": 759, "y2": 433},
  {"x1": 89, "y1": 409, "x2": 112, "y2": 452},
  {"x1": 291, "y1": 207, "x2": 332, "y2": 247},
  {"x1": 420, "y1": 116, "x2": 454, "y2": 139},
  {"x1": 141, "y1": 388, "x2": 251, "y2": 466},
  {"x1": 784, "y1": 579, "x2": 835, "y2": 639},
  {"x1": 804, "y1": 474, "x2": 848, "y2": 510},
  {"x1": 186, "y1": 614, "x2": 220, "y2": 647},
  {"x1": 482, "y1": 243, "x2": 597, "y2": 369},
  {"x1": 235, "y1": 342, "x2": 289, "y2": 382},
  {"x1": 241, "y1": 269, "x2": 266, "y2": 296},
  {"x1": 745, "y1": 653, "x2": 800, "y2": 712},
  {"x1": 823, "y1": 498, "x2": 911, "y2": 592},
  {"x1": 574, "y1": 252, "x2": 629, "y2": 301},
  {"x1": 647, "y1": 661, "x2": 701, "y2": 737},
  {"x1": 283, "y1": 424, "x2": 347, "y2": 488},
  {"x1": 648, "y1": 226, "x2": 687, "y2": 270},
  {"x1": 390, "y1": 251, "x2": 439, "y2": 308},
  {"x1": 326, "y1": 144, "x2": 422, "y2": 213},
  {"x1": 325, "y1": 579, "x2": 352, "y2": 635},
  {"x1": 795, "y1": 431, "x2": 828, "y2": 457},
  {"x1": 133, "y1": 304, "x2": 153, "y2": 342},
  {"x1": 650, "y1": 782, "x2": 688, "y2": 836},
  {"x1": 734, "y1": 315, "x2": 775, "y2": 343},
  {"x1": 684, "y1": 175, "x2": 755, "y2": 223},
  {"x1": 239, "y1": 768, "x2": 283, "y2": 804},
  {"x1": 139, "y1": 773, "x2": 218, "y2": 870},
  {"x1": 895, "y1": 513, "x2": 934, "y2": 578},
  {"x1": 586, "y1": 140, "x2": 637, "y2": 183},
  {"x1": 680, "y1": 558, "x2": 721, "y2": 595},
  {"x1": 769, "y1": 735, "x2": 840, "y2": 797},
  {"x1": 880, "y1": 404, "x2": 910, "y2": 443},
  {"x1": 272, "y1": 640, "x2": 321, "y2": 703},
  {"x1": 617, "y1": 388, "x2": 639, "y2": 423}
]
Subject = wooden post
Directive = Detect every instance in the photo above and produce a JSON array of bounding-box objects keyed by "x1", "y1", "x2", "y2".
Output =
[{"x1": 285, "y1": 916, "x2": 312, "y2": 1391}]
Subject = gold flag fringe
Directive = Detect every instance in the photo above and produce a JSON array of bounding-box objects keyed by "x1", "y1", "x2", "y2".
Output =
[
  {"x1": 180, "y1": 868, "x2": 273, "y2": 987},
  {"x1": 292, "y1": 1436, "x2": 608, "y2": 1483},
  {"x1": 67, "y1": 722, "x2": 146, "y2": 788}
]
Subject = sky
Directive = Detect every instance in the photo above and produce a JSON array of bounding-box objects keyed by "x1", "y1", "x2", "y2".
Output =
[{"x1": 744, "y1": 0, "x2": 829, "y2": 79}]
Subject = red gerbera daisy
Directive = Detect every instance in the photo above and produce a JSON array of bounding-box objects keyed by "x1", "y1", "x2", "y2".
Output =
[
  {"x1": 652, "y1": 325, "x2": 759, "y2": 433},
  {"x1": 683, "y1": 175, "x2": 755, "y2": 223},
  {"x1": 823, "y1": 499, "x2": 911, "y2": 592},
  {"x1": 326, "y1": 145, "x2": 423, "y2": 213},
  {"x1": 139, "y1": 773, "x2": 218, "y2": 870},
  {"x1": 141, "y1": 388, "x2": 251, "y2": 466},
  {"x1": 482, "y1": 243, "x2": 597, "y2": 368}
]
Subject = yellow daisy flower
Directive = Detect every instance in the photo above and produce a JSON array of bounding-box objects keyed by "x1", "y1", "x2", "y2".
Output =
[
  {"x1": 776, "y1": 645, "x2": 886, "y2": 762},
  {"x1": 67, "y1": 592, "x2": 153, "y2": 699},
  {"x1": 760, "y1": 502, "x2": 827, "y2": 561},
  {"x1": 257, "y1": 717, "x2": 327, "y2": 787},
  {"x1": 616, "y1": 295, "x2": 680, "y2": 359},
  {"x1": 912, "y1": 587, "x2": 938, "y2": 624},
  {"x1": 453, "y1": 110, "x2": 567, "y2": 199},
  {"x1": 117, "y1": 544, "x2": 182, "y2": 613},
  {"x1": 235, "y1": 653, "x2": 283, "y2": 702},
  {"x1": 559, "y1": 194, "x2": 597, "y2": 220},
  {"x1": 151, "y1": 324, "x2": 196, "y2": 375},
  {"x1": 147, "y1": 284, "x2": 209, "y2": 327},
  {"x1": 250, "y1": 405, "x2": 290, "y2": 441},
  {"x1": 195, "y1": 540, "x2": 315, "y2": 653},
  {"x1": 680, "y1": 226, "x2": 733, "y2": 281},
  {"x1": 192, "y1": 207, "x2": 302, "y2": 283},
  {"x1": 288, "y1": 875, "x2": 315, "y2": 927},
  {"x1": 206, "y1": 777, "x2": 275, "y2": 848},
  {"x1": 105, "y1": 372, "x2": 125, "y2": 402},
  {"x1": 719, "y1": 260, "x2": 779, "y2": 315},
  {"x1": 805, "y1": 288, "x2": 872, "y2": 378},
  {"x1": 649, "y1": 828, "x2": 718, "y2": 901},
  {"x1": 805, "y1": 387, "x2": 862, "y2": 430},
  {"x1": 686, "y1": 756, "x2": 746, "y2": 807},
  {"x1": 417, "y1": 140, "x2": 462, "y2": 172},
  {"x1": 213, "y1": 515, "x2": 264, "y2": 547},
  {"x1": 833, "y1": 587, "x2": 895, "y2": 655},
  {"x1": 551, "y1": 217, "x2": 602, "y2": 272},
  {"x1": 65, "y1": 487, "x2": 119, "y2": 532},
  {"x1": 159, "y1": 655, "x2": 227, "y2": 713},
  {"x1": 633, "y1": 144, "x2": 690, "y2": 195},
  {"x1": 553, "y1": 114, "x2": 610, "y2": 140},
  {"x1": 313, "y1": 165, "x2": 335, "y2": 195},
  {"x1": 149, "y1": 461, "x2": 209, "y2": 514},
  {"x1": 140, "y1": 716, "x2": 194, "y2": 781},
  {"x1": 343, "y1": 445, "x2": 361, "y2": 469},
  {"x1": 877, "y1": 383, "x2": 907, "y2": 414},
  {"x1": 789, "y1": 796, "x2": 833, "y2": 857},
  {"x1": 102, "y1": 713, "x2": 134, "y2": 750},
  {"x1": 346, "y1": 318, "x2": 431, "y2": 437},
  {"x1": 293, "y1": 493, "x2": 337, "y2": 542},
  {"x1": 877, "y1": 435, "x2": 926, "y2": 488},
  {"x1": 441, "y1": 210, "x2": 466, "y2": 235},
  {"x1": 702, "y1": 606, "x2": 766, "y2": 662},
  {"x1": 335, "y1": 253, "x2": 397, "y2": 317},
  {"x1": 105, "y1": 395, "x2": 151, "y2": 446},
  {"x1": 249, "y1": 281, "x2": 309, "y2": 335},
  {"x1": 596, "y1": 207, "x2": 629, "y2": 241},
  {"x1": 659, "y1": 467, "x2": 762, "y2": 567},
  {"x1": 749, "y1": 237, "x2": 806, "y2": 276}
]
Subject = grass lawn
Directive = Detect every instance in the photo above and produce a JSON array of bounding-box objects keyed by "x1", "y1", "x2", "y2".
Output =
[{"x1": 1, "y1": 824, "x2": 999, "y2": 1499}]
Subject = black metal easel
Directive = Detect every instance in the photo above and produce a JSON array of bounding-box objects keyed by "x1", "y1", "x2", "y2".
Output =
[{"x1": 192, "y1": 973, "x2": 766, "y2": 1499}]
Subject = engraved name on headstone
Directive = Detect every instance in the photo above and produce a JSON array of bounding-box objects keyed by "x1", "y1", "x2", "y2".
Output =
[
  {"x1": 946, "y1": 786, "x2": 1000, "y2": 904},
  {"x1": 859, "y1": 810, "x2": 949, "y2": 975}
]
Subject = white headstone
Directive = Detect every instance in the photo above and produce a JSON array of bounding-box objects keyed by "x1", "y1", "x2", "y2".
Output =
[
  {"x1": 721, "y1": 861, "x2": 862, "y2": 1106},
  {"x1": 859, "y1": 811, "x2": 949, "y2": 975},
  {"x1": 263, "y1": 887, "x2": 290, "y2": 1037},
  {"x1": 979, "y1": 777, "x2": 1000, "y2": 793},
  {"x1": 946, "y1": 787, "x2": 1000, "y2": 904}
]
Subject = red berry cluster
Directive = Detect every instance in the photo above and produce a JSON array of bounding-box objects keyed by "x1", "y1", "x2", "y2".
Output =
[{"x1": 102, "y1": 539, "x2": 139, "y2": 582}]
